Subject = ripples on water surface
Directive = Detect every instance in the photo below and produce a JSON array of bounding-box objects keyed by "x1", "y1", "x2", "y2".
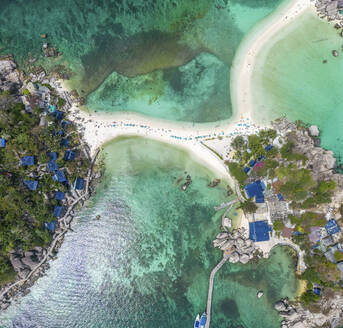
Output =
[
  {"x1": 0, "y1": 138, "x2": 299, "y2": 328},
  {"x1": 0, "y1": 0, "x2": 283, "y2": 122}
]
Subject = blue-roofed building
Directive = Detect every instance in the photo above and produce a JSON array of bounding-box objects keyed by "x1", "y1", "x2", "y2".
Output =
[
  {"x1": 52, "y1": 110, "x2": 64, "y2": 120},
  {"x1": 256, "y1": 194, "x2": 265, "y2": 203},
  {"x1": 53, "y1": 170, "x2": 67, "y2": 183},
  {"x1": 48, "y1": 160, "x2": 58, "y2": 172},
  {"x1": 325, "y1": 219, "x2": 340, "y2": 235},
  {"x1": 244, "y1": 167, "x2": 250, "y2": 174},
  {"x1": 74, "y1": 177, "x2": 84, "y2": 190},
  {"x1": 249, "y1": 221, "x2": 271, "y2": 242},
  {"x1": 21, "y1": 156, "x2": 34, "y2": 166},
  {"x1": 60, "y1": 138, "x2": 69, "y2": 147},
  {"x1": 48, "y1": 152, "x2": 57, "y2": 160},
  {"x1": 277, "y1": 193, "x2": 285, "y2": 201},
  {"x1": 53, "y1": 206, "x2": 62, "y2": 217},
  {"x1": 265, "y1": 144, "x2": 273, "y2": 152},
  {"x1": 313, "y1": 287, "x2": 321, "y2": 296},
  {"x1": 0, "y1": 138, "x2": 5, "y2": 148},
  {"x1": 64, "y1": 150, "x2": 75, "y2": 161},
  {"x1": 23, "y1": 180, "x2": 38, "y2": 191},
  {"x1": 54, "y1": 191, "x2": 65, "y2": 200},
  {"x1": 244, "y1": 180, "x2": 266, "y2": 203},
  {"x1": 45, "y1": 221, "x2": 56, "y2": 232},
  {"x1": 249, "y1": 160, "x2": 257, "y2": 168},
  {"x1": 61, "y1": 120, "x2": 71, "y2": 129}
]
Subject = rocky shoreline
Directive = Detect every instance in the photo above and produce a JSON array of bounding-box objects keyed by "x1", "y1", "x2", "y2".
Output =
[{"x1": 0, "y1": 57, "x2": 103, "y2": 311}]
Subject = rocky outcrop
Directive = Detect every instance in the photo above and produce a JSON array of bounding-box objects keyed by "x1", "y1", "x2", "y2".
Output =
[
  {"x1": 275, "y1": 296, "x2": 343, "y2": 328},
  {"x1": 0, "y1": 59, "x2": 21, "y2": 93},
  {"x1": 213, "y1": 228, "x2": 258, "y2": 264}
]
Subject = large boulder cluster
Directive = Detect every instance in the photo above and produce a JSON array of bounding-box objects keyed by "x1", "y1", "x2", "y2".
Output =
[
  {"x1": 275, "y1": 296, "x2": 343, "y2": 328},
  {"x1": 0, "y1": 58, "x2": 22, "y2": 93},
  {"x1": 213, "y1": 228, "x2": 258, "y2": 264}
]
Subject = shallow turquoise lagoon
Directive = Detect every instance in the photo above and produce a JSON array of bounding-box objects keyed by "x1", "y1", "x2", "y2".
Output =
[
  {"x1": 251, "y1": 9, "x2": 343, "y2": 162},
  {"x1": 0, "y1": 0, "x2": 283, "y2": 122},
  {"x1": 0, "y1": 137, "x2": 298, "y2": 328}
]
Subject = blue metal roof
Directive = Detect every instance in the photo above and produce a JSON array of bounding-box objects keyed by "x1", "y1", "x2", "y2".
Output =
[
  {"x1": 244, "y1": 167, "x2": 250, "y2": 174},
  {"x1": 265, "y1": 144, "x2": 272, "y2": 151},
  {"x1": 53, "y1": 206, "x2": 62, "y2": 217},
  {"x1": 244, "y1": 180, "x2": 265, "y2": 203},
  {"x1": 0, "y1": 138, "x2": 5, "y2": 148},
  {"x1": 52, "y1": 110, "x2": 64, "y2": 120},
  {"x1": 48, "y1": 152, "x2": 57, "y2": 160},
  {"x1": 60, "y1": 138, "x2": 69, "y2": 147},
  {"x1": 325, "y1": 219, "x2": 340, "y2": 235},
  {"x1": 23, "y1": 180, "x2": 38, "y2": 191},
  {"x1": 74, "y1": 177, "x2": 84, "y2": 190},
  {"x1": 48, "y1": 160, "x2": 58, "y2": 172},
  {"x1": 53, "y1": 170, "x2": 67, "y2": 183},
  {"x1": 21, "y1": 156, "x2": 34, "y2": 166},
  {"x1": 255, "y1": 194, "x2": 265, "y2": 203},
  {"x1": 64, "y1": 150, "x2": 75, "y2": 161},
  {"x1": 313, "y1": 288, "x2": 321, "y2": 296},
  {"x1": 54, "y1": 191, "x2": 65, "y2": 200},
  {"x1": 62, "y1": 120, "x2": 71, "y2": 129},
  {"x1": 249, "y1": 160, "x2": 257, "y2": 167},
  {"x1": 249, "y1": 221, "x2": 271, "y2": 242},
  {"x1": 277, "y1": 193, "x2": 284, "y2": 201},
  {"x1": 45, "y1": 221, "x2": 56, "y2": 231}
]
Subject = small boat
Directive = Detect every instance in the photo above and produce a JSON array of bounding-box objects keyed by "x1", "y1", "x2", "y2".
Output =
[
  {"x1": 200, "y1": 312, "x2": 207, "y2": 328},
  {"x1": 194, "y1": 314, "x2": 200, "y2": 328}
]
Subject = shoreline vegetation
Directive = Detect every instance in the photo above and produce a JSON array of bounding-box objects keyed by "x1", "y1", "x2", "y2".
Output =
[{"x1": 0, "y1": 56, "x2": 103, "y2": 311}]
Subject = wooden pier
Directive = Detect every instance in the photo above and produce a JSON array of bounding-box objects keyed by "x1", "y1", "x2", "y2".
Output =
[{"x1": 205, "y1": 254, "x2": 229, "y2": 328}]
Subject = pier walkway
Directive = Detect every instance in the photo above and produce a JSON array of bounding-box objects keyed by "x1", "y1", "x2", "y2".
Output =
[{"x1": 205, "y1": 254, "x2": 229, "y2": 328}]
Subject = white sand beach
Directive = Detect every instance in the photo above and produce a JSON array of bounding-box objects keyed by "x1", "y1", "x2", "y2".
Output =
[
  {"x1": 58, "y1": 0, "x2": 312, "y2": 196},
  {"x1": 230, "y1": 0, "x2": 311, "y2": 121}
]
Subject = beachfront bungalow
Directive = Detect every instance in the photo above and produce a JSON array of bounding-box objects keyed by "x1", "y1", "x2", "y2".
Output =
[
  {"x1": 21, "y1": 156, "x2": 35, "y2": 166},
  {"x1": 48, "y1": 152, "x2": 57, "y2": 161},
  {"x1": 244, "y1": 180, "x2": 266, "y2": 203},
  {"x1": 53, "y1": 205, "x2": 62, "y2": 218},
  {"x1": 74, "y1": 177, "x2": 84, "y2": 190},
  {"x1": 64, "y1": 150, "x2": 75, "y2": 161},
  {"x1": 54, "y1": 191, "x2": 65, "y2": 200},
  {"x1": 48, "y1": 160, "x2": 58, "y2": 172},
  {"x1": 53, "y1": 170, "x2": 67, "y2": 183},
  {"x1": 23, "y1": 180, "x2": 38, "y2": 191},
  {"x1": 249, "y1": 221, "x2": 271, "y2": 242},
  {"x1": 0, "y1": 138, "x2": 5, "y2": 148},
  {"x1": 45, "y1": 221, "x2": 56, "y2": 232},
  {"x1": 325, "y1": 219, "x2": 340, "y2": 235}
]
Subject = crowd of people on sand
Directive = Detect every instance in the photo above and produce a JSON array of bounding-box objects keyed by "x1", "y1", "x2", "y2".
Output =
[{"x1": 68, "y1": 105, "x2": 262, "y2": 153}]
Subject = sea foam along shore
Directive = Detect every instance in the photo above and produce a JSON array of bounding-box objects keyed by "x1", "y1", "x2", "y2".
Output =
[{"x1": 230, "y1": 0, "x2": 311, "y2": 122}]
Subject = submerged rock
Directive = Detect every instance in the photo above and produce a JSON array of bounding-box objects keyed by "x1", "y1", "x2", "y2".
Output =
[
  {"x1": 257, "y1": 291, "x2": 264, "y2": 298},
  {"x1": 332, "y1": 49, "x2": 339, "y2": 57}
]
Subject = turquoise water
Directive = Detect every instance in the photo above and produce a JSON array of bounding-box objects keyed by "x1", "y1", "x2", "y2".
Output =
[
  {"x1": 0, "y1": 0, "x2": 283, "y2": 122},
  {"x1": 0, "y1": 138, "x2": 299, "y2": 328},
  {"x1": 251, "y1": 8, "x2": 343, "y2": 162}
]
